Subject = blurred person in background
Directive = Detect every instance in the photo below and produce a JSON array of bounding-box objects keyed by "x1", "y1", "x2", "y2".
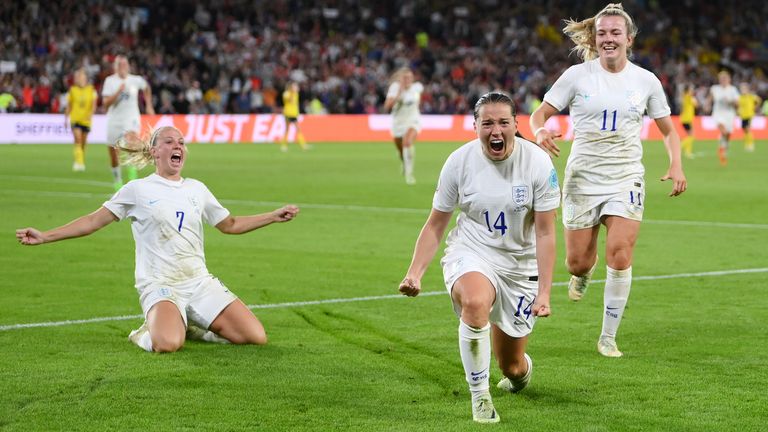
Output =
[
  {"x1": 679, "y1": 84, "x2": 698, "y2": 159},
  {"x1": 101, "y1": 55, "x2": 155, "y2": 190},
  {"x1": 737, "y1": 82, "x2": 762, "y2": 152},
  {"x1": 280, "y1": 81, "x2": 308, "y2": 152},
  {"x1": 65, "y1": 68, "x2": 98, "y2": 172},
  {"x1": 707, "y1": 70, "x2": 739, "y2": 166},
  {"x1": 384, "y1": 67, "x2": 423, "y2": 185}
]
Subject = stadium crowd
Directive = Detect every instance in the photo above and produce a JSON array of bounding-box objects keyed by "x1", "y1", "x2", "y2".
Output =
[{"x1": 1, "y1": 0, "x2": 768, "y2": 116}]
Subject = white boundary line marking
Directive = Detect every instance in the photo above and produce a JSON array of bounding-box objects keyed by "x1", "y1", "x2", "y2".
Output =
[
  {"x1": 3, "y1": 188, "x2": 768, "y2": 229},
  {"x1": 1, "y1": 267, "x2": 766, "y2": 332}
]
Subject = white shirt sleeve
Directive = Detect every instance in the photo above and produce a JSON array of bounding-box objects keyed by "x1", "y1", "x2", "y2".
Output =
[
  {"x1": 101, "y1": 76, "x2": 117, "y2": 98},
  {"x1": 135, "y1": 75, "x2": 148, "y2": 91},
  {"x1": 432, "y1": 152, "x2": 460, "y2": 213},
  {"x1": 543, "y1": 65, "x2": 578, "y2": 111},
  {"x1": 386, "y1": 82, "x2": 400, "y2": 99},
  {"x1": 200, "y1": 183, "x2": 230, "y2": 226},
  {"x1": 646, "y1": 75, "x2": 671, "y2": 119},
  {"x1": 103, "y1": 182, "x2": 136, "y2": 221},
  {"x1": 531, "y1": 155, "x2": 561, "y2": 212}
]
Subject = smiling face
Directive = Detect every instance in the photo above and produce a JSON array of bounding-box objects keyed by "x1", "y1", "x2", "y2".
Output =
[
  {"x1": 150, "y1": 127, "x2": 186, "y2": 180},
  {"x1": 475, "y1": 102, "x2": 517, "y2": 161},
  {"x1": 596, "y1": 15, "x2": 632, "y2": 70}
]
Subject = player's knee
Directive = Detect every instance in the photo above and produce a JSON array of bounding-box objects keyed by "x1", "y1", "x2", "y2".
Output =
[
  {"x1": 152, "y1": 333, "x2": 185, "y2": 353},
  {"x1": 460, "y1": 296, "x2": 492, "y2": 317},
  {"x1": 566, "y1": 256, "x2": 593, "y2": 276},
  {"x1": 499, "y1": 357, "x2": 527, "y2": 379}
]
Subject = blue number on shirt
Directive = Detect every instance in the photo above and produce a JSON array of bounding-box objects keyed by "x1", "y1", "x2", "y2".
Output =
[
  {"x1": 482, "y1": 210, "x2": 508, "y2": 235},
  {"x1": 175, "y1": 211, "x2": 185, "y2": 232},
  {"x1": 514, "y1": 296, "x2": 535, "y2": 320},
  {"x1": 601, "y1": 109, "x2": 617, "y2": 132}
]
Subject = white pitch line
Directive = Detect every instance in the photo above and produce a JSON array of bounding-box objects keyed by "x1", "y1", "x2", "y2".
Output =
[
  {"x1": 1, "y1": 267, "x2": 766, "y2": 332},
  {"x1": 3, "y1": 188, "x2": 768, "y2": 229}
]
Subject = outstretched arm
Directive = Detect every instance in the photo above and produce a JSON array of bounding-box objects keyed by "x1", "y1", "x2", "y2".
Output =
[
  {"x1": 215, "y1": 205, "x2": 299, "y2": 234},
  {"x1": 529, "y1": 102, "x2": 563, "y2": 157},
  {"x1": 399, "y1": 209, "x2": 453, "y2": 297},
  {"x1": 655, "y1": 116, "x2": 687, "y2": 196},
  {"x1": 16, "y1": 207, "x2": 118, "y2": 245},
  {"x1": 531, "y1": 209, "x2": 556, "y2": 317}
]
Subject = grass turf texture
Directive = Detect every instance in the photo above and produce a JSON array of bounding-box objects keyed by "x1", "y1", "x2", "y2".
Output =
[{"x1": 1, "y1": 140, "x2": 766, "y2": 431}]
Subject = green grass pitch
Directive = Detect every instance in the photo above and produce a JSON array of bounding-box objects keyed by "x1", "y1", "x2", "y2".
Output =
[{"x1": 1, "y1": 139, "x2": 766, "y2": 431}]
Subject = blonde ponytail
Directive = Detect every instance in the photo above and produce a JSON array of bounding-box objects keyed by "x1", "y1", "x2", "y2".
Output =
[
  {"x1": 116, "y1": 126, "x2": 180, "y2": 169},
  {"x1": 563, "y1": 3, "x2": 638, "y2": 61}
]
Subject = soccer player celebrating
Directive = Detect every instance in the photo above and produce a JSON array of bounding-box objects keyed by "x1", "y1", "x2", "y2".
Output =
[
  {"x1": 280, "y1": 81, "x2": 308, "y2": 151},
  {"x1": 530, "y1": 3, "x2": 686, "y2": 357},
  {"x1": 101, "y1": 55, "x2": 155, "y2": 190},
  {"x1": 399, "y1": 92, "x2": 559, "y2": 423},
  {"x1": 65, "y1": 68, "x2": 98, "y2": 172},
  {"x1": 384, "y1": 67, "x2": 423, "y2": 185},
  {"x1": 16, "y1": 126, "x2": 299, "y2": 353},
  {"x1": 708, "y1": 70, "x2": 739, "y2": 165}
]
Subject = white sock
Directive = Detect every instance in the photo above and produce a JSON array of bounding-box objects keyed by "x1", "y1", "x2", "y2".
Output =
[
  {"x1": 510, "y1": 353, "x2": 532, "y2": 391},
  {"x1": 136, "y1": 331, "x2": 153, "y2": 352},
  {"x1": 403, "y1": 146, "x2": 414, "y2": 177},
  {"x1": 458, "y1": 320, "x2": 491, "y2": 398},
  {"x1": 601, "y1": 266, "x2": 632, "y2": 338},
  {"x1": 111, "y1": 167, "x2": 122, "y2": 184}
]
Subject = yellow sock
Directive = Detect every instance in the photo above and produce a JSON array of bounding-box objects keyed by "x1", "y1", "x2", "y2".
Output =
[
  {"x1": 745, "y1": 131, "x2": 754, "y2": 149},
  {"x1": 682, "y1": 136, "x2": 693, "y2": 156},
  {"x1": 297, "y1": 132, "x2": 306, "y2": 150},
  {"x1": 74, "y1": 146, "x2": 85, "y2": 165},
  {"x1": 280, "y1": 136, "x2": 288, "y2": 150}
]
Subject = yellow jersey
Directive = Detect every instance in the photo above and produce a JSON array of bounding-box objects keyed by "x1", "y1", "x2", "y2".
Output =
[
  {"x1": 680, "y1": 92, "x2": 696, "y2": 123},
  {"x1": 282, "y1": 89, "x2": 299, "y2": 118},
  {"x1": 67, "y1": 84, "x2": 97, "y2": 127},
  {"x1": 738, "y1": 93, "x2": 760, "y2": 119}
]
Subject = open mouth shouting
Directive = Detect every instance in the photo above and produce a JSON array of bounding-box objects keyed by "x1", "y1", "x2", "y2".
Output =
[
  {"x1": 487, "y1": 138, "x2": 507, "y2": 159},
  {"x1": 170, "y1": 151, "x2": 183, "y2": 167}
]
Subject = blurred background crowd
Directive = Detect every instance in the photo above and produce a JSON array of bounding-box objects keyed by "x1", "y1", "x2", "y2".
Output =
[{"x1": 1, "y1": 0, "x2": 767, "y2": 116}]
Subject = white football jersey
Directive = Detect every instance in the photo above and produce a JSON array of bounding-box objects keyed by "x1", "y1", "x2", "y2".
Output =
[
  {"x1": 544, "y1": 58, "x2": 670, "y2": 195},
  {"x1": 387, "y1": 81, "x2": 423, "y2": 128},
  {"x1": 710, "y1": 84, "x2": 739, "y2": 116},
  {"x1": 433, "y1": 138, "x2": 560, "y2": 278},
  {"x1": 103, "y1": 174, "x2": 230, "y2": 290},
  {"x1": 101, "y1": 73, "x2": 148, "y2": 127}
]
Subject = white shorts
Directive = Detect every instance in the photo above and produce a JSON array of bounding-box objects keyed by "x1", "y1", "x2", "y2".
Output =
[
  {"x1": 391, "y1": 119, "x2": 421, "y2": 138},
  {"x1": 107, "y1": 119, "x2": 140, "y2": 145},
  {"x1": 712, "y1": 112, "x2": 736, "y2": 133},
  {"x1": 441, "y1": 250, "x2": 539, "y2": 338},
  {"x1": 138, "y1": 276, "x2": 238, "y2": 329},
  {"x1": 562, "y1": 184, "x2": 645, "y2": 230}
]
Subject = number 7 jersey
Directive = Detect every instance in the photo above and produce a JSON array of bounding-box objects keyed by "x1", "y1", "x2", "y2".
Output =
[
  {"x1": 103, "y1": 174, "x2": 230, "y2": 290},
  {"x1": 433, "y1": 138, "x2": 560, "y2": 278},
  {"x1": 543, "y1": 58, "x2": 671, "y2": 195}
]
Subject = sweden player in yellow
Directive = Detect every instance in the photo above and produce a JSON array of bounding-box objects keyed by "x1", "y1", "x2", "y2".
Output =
[
  {"x1": 738, "y1": 82, "x2": 762, "y2": 152},
  {"x1": 280, "y1": 82, "x2": 307, "y2": 151},
  {"x1": 680, "y1": 85, "x2": 697, "y2": 158},
  {"x1": 65, "y1": 68, "x2": 98, "y2": 171}
]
